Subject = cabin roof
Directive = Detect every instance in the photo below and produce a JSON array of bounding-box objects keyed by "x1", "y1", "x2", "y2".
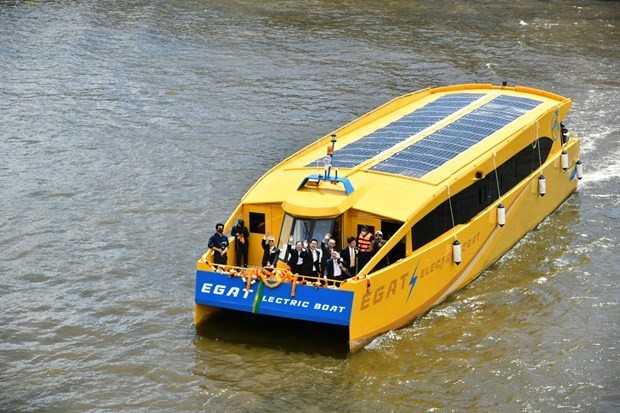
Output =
[{"x1": 241, "y1": 84, "x2": 571, "y2": 221}]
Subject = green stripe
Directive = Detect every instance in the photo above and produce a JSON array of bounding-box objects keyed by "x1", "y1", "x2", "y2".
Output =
[{"x1": 252, "y1": 281, "x2": 264, "y2": 314}]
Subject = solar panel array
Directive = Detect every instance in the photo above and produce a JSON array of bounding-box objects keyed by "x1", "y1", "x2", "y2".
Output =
[
  {"x1": 306, "y1": 93, "x2": 483, "y2": 168},
  {"x1": 370, "y1": 95, "x2": 543, "y2": 179}
]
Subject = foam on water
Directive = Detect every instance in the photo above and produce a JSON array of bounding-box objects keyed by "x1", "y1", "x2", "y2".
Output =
[{"x1": 578, "y1": 152, "x2": 620, "y2": 188}]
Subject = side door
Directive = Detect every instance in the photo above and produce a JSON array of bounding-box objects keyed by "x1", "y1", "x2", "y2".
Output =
[{"x1": 247, "y1": 205, "x2": 273, "y2": 266}]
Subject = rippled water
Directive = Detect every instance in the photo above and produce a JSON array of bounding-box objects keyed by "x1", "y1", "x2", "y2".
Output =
[{"x1": 1, "y1": 1, "x2": 618, "y2": 412}]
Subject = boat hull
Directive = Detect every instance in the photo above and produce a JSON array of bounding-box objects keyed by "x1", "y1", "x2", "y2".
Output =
[
  {"x1": 195, "y1": 137, "x2": 579, "y2": 350},
  {"x1": 345, "y1": 138, "x2": 580, "y2": 348},
  {"x1": 194, "y1": 84, "x2": 581, "y2": 351},
  {"x1": 195, "y1": 270, "x2": 354, "y2": 326}
]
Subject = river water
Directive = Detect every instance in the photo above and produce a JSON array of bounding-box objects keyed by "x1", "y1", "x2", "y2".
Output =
[{"x1": 1, "y1": 1, "x2": 618, "y2": 412}]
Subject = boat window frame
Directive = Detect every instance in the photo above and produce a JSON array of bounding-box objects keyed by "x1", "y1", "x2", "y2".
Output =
[
  {"x1": 249, "y1": 212, "x2": 266, "y2": 234},
  {"x1": 277, "y1": 214, "x2": 336, "y2": 263},
  {"x1": 411, "y1": 137, "x2": 554, "y2": 252}
]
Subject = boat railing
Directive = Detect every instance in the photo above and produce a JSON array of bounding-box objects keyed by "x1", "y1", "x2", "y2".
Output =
[{"x1": 202, "y1": 262, "x2": 351, "y2": 293}]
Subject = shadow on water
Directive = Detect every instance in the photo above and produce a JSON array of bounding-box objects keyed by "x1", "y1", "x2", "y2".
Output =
[{"x1": 195, "y1": 309, "x2": 350, "y2": 357}]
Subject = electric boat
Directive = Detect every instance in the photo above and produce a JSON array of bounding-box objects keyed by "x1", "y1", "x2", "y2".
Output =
[{"x1": 194, "y1": 83, "x2": 582, "y2": 350}]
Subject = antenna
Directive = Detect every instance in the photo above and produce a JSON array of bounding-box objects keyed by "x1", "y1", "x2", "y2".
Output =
[{"x1": 325, "y1": 134, "x2": 337, "y2": 178}]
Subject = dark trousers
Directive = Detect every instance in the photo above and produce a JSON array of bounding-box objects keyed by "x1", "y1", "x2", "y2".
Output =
[
  {"x1": 214, "y1": 253, "x2": 227, "y2": 266},
  {"x1": 236, "y1": 242, "x2": 248, "y2": 267},
  {"x1": 358, "y1": 251, "x2": 371, "y2": 270}
]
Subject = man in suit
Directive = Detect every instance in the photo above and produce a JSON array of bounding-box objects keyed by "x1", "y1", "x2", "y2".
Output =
[
  {"x1": 261, "y1": 233, "x2": 280, "y2": 267},
  {"x1": 320, "y1": 233, "x2": 337, "y2": 272},
  {"x1": 340, "y1": 236, "x2": 358, "y2": 277},
  {"x1": 324, "y1": 251, "x2": 350, "y2": 286},
  {"x1": 286, "y1": 236, "x2": 305, "y2": 274},
  {"x1": 230, "y1": 218, "x2": 249, "y2": 267},
  {"x1": 301, "y1": 239, "x2": 321, "y2": 278}
]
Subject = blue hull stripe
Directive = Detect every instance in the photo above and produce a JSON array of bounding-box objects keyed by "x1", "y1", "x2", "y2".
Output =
[{"x1": 195, "y1": 270, "x2": 354, "y2": 326}]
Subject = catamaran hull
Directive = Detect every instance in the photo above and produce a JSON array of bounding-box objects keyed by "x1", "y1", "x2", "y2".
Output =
[
  {"x1": 345, "y1": 138, "x2": 580, "y2": 349},
  {"x1": 194, "y1": 84, "x2": 581, "y2": 351},
  {"x1": 195, "y1": 137, "x2": 579, "y2": 350}
]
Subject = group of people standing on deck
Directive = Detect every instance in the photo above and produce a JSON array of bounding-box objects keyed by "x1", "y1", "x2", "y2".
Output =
[
  {"x1": 208, "y1": 220, "x2": 389, "y2": 283},
  {"x1": 207, "y1": 220, "x2": 249, "y2": 267},
  {"x1": 286, "y1": 224, "x2": 389, "y2": 282},
  {"x1": 285, "y1": 234, "x2": 355, "y2": 283}
]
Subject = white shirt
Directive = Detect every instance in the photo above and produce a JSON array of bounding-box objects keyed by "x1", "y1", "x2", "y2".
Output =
[
  {"x1": 332, "y1": 259, "x2": 342, "y2": 277},
  {"x1": 312, "y1": 249, "x2": 319, "y2": 271}
]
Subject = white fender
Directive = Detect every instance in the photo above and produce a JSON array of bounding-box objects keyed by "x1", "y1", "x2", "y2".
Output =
[
  {"x1": 561, "y1": 150, "x2": 568, "y2": 171},
  {"x1": 452, "y1": 240, "x2": 462, "y2": 265},
  {"x1": 539, "y1": 175, "x2": 546, "y2": 197},
  {"x1": 576, "y1": 160, "x2": 583, "y2": 180},
  {"x1": 497, "y1": 204, "x2": 506, "y2": 227}
]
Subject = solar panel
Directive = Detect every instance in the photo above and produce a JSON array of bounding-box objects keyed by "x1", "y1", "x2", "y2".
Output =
[
  {"x1": 371, "y1": 95, "x2": 543, "y2": 178},
  {"x1": 306, "y1": 93, "x2": 484, "y2": 168}
]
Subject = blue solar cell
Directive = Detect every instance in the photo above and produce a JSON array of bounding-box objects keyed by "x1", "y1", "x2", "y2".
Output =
[
  {"x1": 371, "y1": 95, "x2": 542, "y2": 178},
  {"x1": 306, "y1": 93, "x2": 484, "y2": 168}
]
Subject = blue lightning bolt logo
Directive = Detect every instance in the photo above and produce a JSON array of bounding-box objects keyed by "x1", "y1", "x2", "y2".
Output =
[{"x1": 407, "y1": 260, "x2": 420, "y2": 302}]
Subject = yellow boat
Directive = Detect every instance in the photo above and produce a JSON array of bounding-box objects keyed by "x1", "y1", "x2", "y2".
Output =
[{"x1": 195, "y1": 83, "x2": 582, "y2": 350}]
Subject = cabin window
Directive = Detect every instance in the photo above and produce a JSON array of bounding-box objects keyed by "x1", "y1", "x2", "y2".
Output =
[
  {"x1": 369, "y1": 234, "x2": 407, "y2": 273},
  {"x1": 277, "y1": 214, "x2": 337, "y2": 262},
  {"x1": 478, "y1": 186, "x2": 487, "y2": 205},
  {"x1": 367, "y1": 222, "x2": 406, "y2": 274},
  {"x1": 411, "y1": 137, "x2": 554, "y2": 251},
  {"x1": 411, "y1": 203, "x2": 451, "y2": 251},
  {"x1": 377, "y1": 221, "x2": 406, "y2": 266},
  {"x1": 249, "y1": 212, "x2": 265, "y2": 234},
  {"x1": 384, "y1": 234, "x2": 407, "y2": 268},
  {"x1": 392, "y1": 236, "x2": 407, "y2": 262},
  {"x1": 513, "y1": 137, "x2": 553, "y2": 187}
]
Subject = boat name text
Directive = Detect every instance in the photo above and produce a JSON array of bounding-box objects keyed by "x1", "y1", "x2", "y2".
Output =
[
  {"x1": 360, "y1": 232, "x2": 481, "y2": 310},
  {"x1": 419, "y1": 232, "x2": 481, "y2": 278},
  {"x1": 201, "y1": 282, "x2": 253, "y2": 299},
  {"x1": 200, "y1": 282, "x2": 347, "y2": 313},
  {"x1": 361, "y1": 273, "x2": 409, "y2": 310}
]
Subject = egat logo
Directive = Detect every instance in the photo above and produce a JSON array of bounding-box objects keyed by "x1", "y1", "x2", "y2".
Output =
[{"x1": 200, "y1": 282, "x2": 253, "y2": 299}]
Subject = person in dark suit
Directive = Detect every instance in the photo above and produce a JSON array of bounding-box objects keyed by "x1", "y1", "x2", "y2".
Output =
[
  {"x1": 301, "y1": 239, "x2": 321, "y2": 278},
  {"x1": 261, "y1": 233, "x2": 280, "y2": 267},
  {"x1": 208, "y1": 223, "x2": 229, "y2": 266},
  {"x1": 324, "y1": 251, "x2": 350, "y2": 286},
  {"x1": 371, "y1": 230, "x2": 389, "y2": 269},
  {"x1": 320, "y1": 233, "x2": 337, "y2": 271},
  {"x1": 286, "y1": 236, "x2": 305, "y2": 274},
  {"x1": 340, "y1": 236, "x2": 358, "y2": 277},
  {"x1": 230, "y1": 218, "x2": 249, "y2": 267}
]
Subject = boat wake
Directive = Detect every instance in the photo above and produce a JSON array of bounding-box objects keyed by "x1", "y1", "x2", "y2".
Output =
[{"x1": 577, "y1": 153, "x2": 620, "y2": 189}]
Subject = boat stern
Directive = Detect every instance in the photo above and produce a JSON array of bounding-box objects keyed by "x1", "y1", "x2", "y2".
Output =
[{"x1": 194, "y1": 269, "x2": 354, "y2": 329}]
